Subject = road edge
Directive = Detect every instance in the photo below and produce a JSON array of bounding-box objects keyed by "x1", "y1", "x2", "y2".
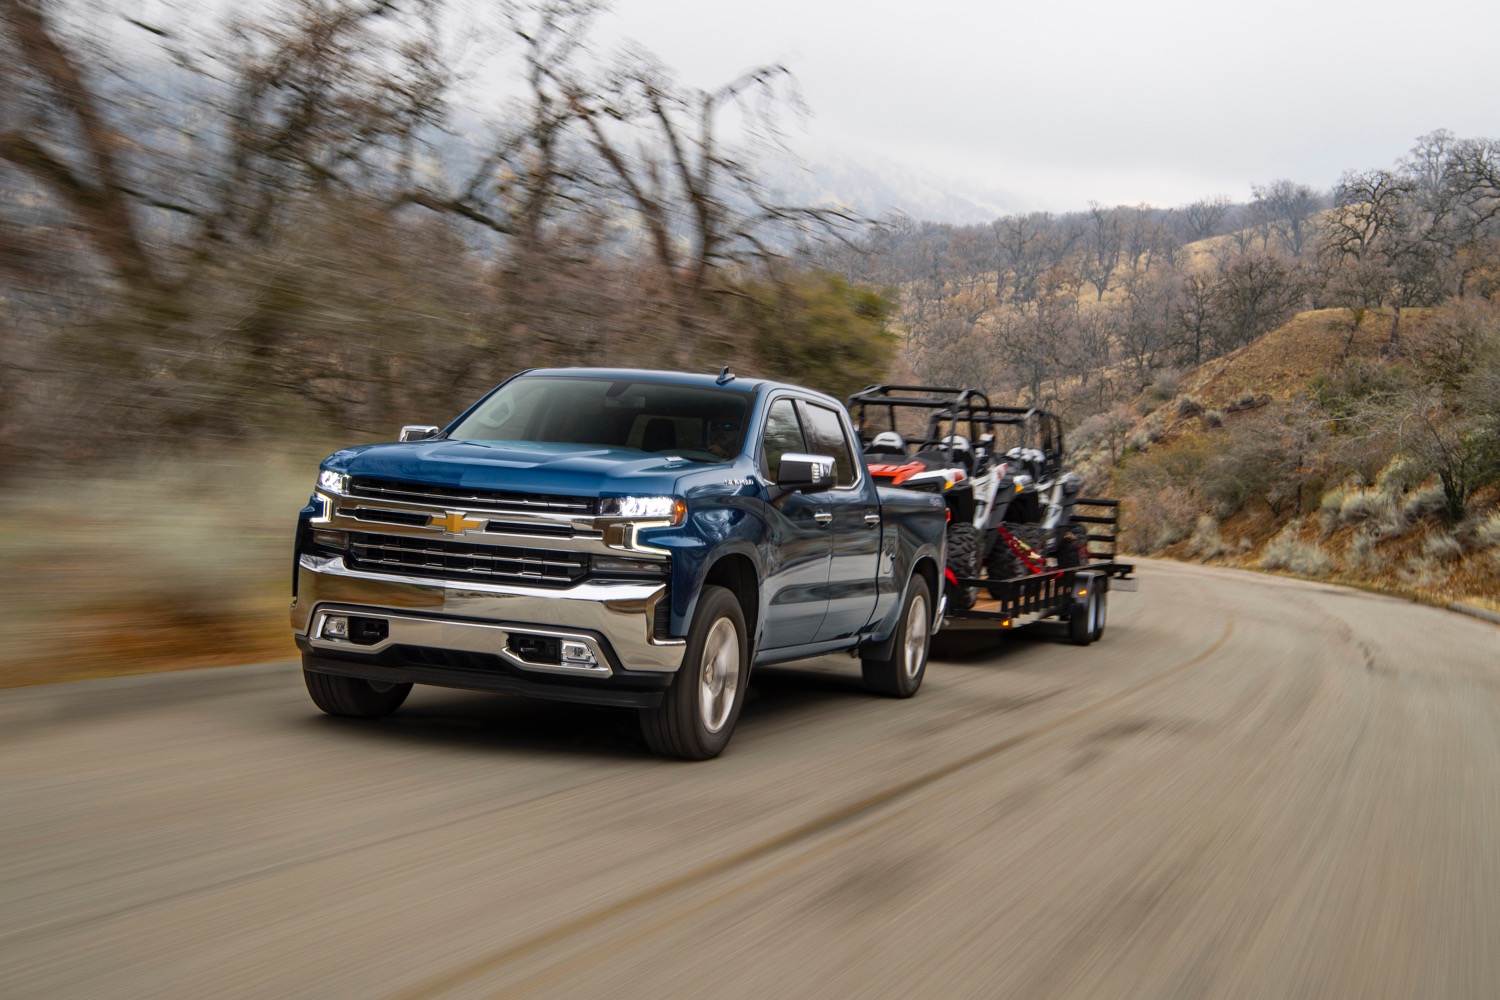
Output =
[{"x1": 1450, "y1": 602, "x2": 1500, "y2": 626}]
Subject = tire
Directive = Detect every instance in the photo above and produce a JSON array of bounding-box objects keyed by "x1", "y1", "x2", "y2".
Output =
[
  {"x1": 945, "y1": 522, "x2": 980, "y2": 611},
  {"x1": 1091, "y1": 588, "x2": 1108, "y2": 641},
  {"x1": 986, "y1": 522, "x2": 1037, "y2": 597},
  {"x1": 1056, "y1": 519, "x2": 1089, "y2": 568},
  {"x1": 640, "y1": 585, "x2": 748, "y2": 760},
  {"x1": 862, "y1": 575, "x2": 933, "y2": 698},
  {"x1": 1068, "y1": 588, "x2": 1098, "y2": 646},
  {"x1": 304, "y1": 662, "x2": 412, "y2": 718}
]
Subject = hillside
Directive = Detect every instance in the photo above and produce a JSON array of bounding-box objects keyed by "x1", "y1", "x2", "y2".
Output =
[{"x1": 1071, "y1": 305, "x2": 1500, "y2": 612}]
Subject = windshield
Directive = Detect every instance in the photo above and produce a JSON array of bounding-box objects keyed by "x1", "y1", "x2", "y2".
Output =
[{"x1": 447, "y1": 376, "x2": 750, "y2": 463}]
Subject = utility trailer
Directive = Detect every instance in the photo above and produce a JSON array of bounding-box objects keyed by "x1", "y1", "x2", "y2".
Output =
[{"x1": 940, "y1": 497, "x2": 1135, "y2": 645}]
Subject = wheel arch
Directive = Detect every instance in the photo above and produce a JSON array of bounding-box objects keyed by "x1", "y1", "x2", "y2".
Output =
[{"x1": 698, "y1": 552, "x2": 760, "y2": 658}]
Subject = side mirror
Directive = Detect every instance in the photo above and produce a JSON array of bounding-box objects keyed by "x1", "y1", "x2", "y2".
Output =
[
  {"x1": 399, "y1": 425, "x2": 440, "y2": 442},
  {"x1": 775, "y1": 453, "x2": 838, "y2": 494}
]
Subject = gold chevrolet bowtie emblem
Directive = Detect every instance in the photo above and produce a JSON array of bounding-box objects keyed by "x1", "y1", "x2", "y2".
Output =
[{"x1": 432, "y1": 511, "x2": 485, "y2": 534}]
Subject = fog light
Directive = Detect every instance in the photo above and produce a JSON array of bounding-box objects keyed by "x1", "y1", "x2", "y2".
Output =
[
  {"x1": 323, "y1": 615, "x2": 350, "y2": 639},
  {"x1": 560, "y1": 641, "x2": 596, "y2": 665}
]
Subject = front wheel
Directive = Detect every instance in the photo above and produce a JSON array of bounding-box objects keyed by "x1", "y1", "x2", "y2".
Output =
[
  {"x1": 862, "y1": 575, "x2": 933, "y2": 698},
  {"x1": 640, "y1": 585, "x2": 748, "y2": 759},
  {"x1": 304, "y1": 661, "x2": 412, "y2": 718}
]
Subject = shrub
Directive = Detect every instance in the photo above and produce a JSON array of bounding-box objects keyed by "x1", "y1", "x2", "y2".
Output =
[
  {"x1": 1375, "y1": 454, "x2": 1423, "y2": 494},
  {"x1": 1400, "y1": 552, "x2": 1452, "y2": 589},
  {"x1": 1472, "y1": 511, "x2": 1500, "y2": 549},
  {"x1": 1422, "y1": 532, "x2": 1462, "y2": 560},
  {"x1": 1176, "y1": 395, "x2": 1204, "y2": 419},
  {"x1": 1319, "y1": 484, "x2": 1349, "y2": 530},
  {"x1": 1120, "y1": 485, "x2": 1198, "y2": 554},
  {"x1": 1338, "y1": 487, "x2": 1399, "y2": 530},
  {"x1": 1149, "y1": 368, "x2": 1184, "y2": 402},
  {"x1": 1401, "y1": 483, "x2": 1448, "y2": 523},
  {"x1": 1345, "y1": 530, "x2": 1382, "y2": 575},
  {"x1": 1186, "y1": 515, "x2": 1229, "y2": 561},
  {"x1": 1202, "y1": 409, "x2": 1225, "y2": 429},
  {"x1": 1071, "y1": 405, "x2": 1137, "y2": 465},
  {"x1": 1260, "y1": 519, "x2": 1333, "y2": 577}
]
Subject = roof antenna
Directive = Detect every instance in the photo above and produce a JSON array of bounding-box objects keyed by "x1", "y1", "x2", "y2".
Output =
[{"x1": 717, "y1": 365, "x2": 735, "y2": 385}]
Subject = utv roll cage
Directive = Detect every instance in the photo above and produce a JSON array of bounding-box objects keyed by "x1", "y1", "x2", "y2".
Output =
[
  {"x1": 961, "y1": 404, "x2": 1067, "y2": 481},
  {"x1": 846, "y1": 385, "x2": 993, "y2": 467}
]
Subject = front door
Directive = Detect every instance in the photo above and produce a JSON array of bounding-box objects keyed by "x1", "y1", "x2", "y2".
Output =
[
  {"x1": 756, "y1": 397, "x2": 830, "y2": 648},
  {"x1": 802, "y1": 402, "x2": 881, "y2": 642}
]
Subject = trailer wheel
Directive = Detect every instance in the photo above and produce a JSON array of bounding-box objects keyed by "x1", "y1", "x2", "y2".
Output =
[
  {"x1": 640, "y1": 585, "x2": 747, "y2": 759},
  {"x1": 1068, "y1": 588, "x2": 1098, "y2": 646},
  {"x1": 304, "y1": 662, "x2": 412, "y2": 718},
  {"x1": 1091, "y1": 587, "x2": 1108, "y2": 641},
  {"x1": 945, "y1": 523, "x2": 980, "y2": 611},
  {"x1": 862, "y1": 575, "x2": 932, "y2": 698}
]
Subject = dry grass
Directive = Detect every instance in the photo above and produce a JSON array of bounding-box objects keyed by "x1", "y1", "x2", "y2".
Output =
[
  {"x1": 0, "y1": 448, "x2": 336, "y2": 688},
  {"x1": 1183, "y1": 307, "x2": 1451, "y2": 410}
]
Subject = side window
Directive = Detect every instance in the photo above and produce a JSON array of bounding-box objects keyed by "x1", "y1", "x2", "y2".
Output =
[
  {"x1": 759, "y1": 398, "x2": 807, "y2": 478},
  {"x1": 801, "y1": 403, "x2": 858, "y2": 488}
]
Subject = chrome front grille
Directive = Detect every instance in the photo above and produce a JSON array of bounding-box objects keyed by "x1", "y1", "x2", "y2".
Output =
[
  {"x1": 349, "y1": 477, "x2": 597, "y2": 515},
  {"x1": 347, "y1": 532, "x2": 589, "y2": 587}
]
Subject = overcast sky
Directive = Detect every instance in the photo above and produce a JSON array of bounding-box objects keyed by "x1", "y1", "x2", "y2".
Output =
[{"x1": 592, "y1": 0, "x2": 1499, "y2": 213}]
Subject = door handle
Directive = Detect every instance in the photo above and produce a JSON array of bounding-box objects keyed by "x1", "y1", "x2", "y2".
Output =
[
  {"x1": 863, "y1": 512, "x2": 881, "y2": 527},
  {"x1": 813, "y1": 510, "x2": 833, "y2": 526}
]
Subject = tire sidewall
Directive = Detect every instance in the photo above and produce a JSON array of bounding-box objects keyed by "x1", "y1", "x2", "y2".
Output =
[
  {"x1": 675, "y1": 586, "x2": 749, "y2": 757},
  {"x1": 894, "y1": 575, "x2": 933, "y2": 696}
]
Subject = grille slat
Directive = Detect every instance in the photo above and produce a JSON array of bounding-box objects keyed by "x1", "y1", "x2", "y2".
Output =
[
  {"x1": 350, "y1": 477, "x2": 595, "y2": 515},
  {"x1": 348, "y1": 532, "x2": 588, "y2": 587}
]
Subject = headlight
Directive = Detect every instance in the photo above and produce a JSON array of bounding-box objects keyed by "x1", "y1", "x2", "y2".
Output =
[
  {"x1": 317, "y1": 470, "x2": 348, "y2": 494},
  {"x1": 599, "y1": 496, "x2": 686, "y2": 525}
]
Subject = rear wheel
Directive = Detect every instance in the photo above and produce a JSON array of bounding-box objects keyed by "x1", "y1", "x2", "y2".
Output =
[
  {"x1": 640, "y1": 585, "x2": 748, "y2": 760},
  {"x1": 862, "y1": 575, "x2": 933, "y2": 698},
  {"x1": 945, "y1": 522, "x2": 980, "y2": 611},
  {"x1": 303, "y1": 661, "x2": 412, "y2": 718}
]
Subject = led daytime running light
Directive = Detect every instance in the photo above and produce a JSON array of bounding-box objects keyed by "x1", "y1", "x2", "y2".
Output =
[{"x1": 602, "y1": 496, "x2": 686, "y2": 524}]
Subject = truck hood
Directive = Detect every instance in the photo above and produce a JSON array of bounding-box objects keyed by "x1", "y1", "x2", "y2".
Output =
[{"x1": 325, "y1": 439, "x2": 710, "y2": 497}]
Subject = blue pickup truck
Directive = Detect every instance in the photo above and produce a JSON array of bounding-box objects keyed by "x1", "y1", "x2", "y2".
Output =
[{"x1": 292, "y1": 368, "x2": 949, "y2": 758}]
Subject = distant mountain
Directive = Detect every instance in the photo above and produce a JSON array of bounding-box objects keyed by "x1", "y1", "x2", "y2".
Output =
[{"x1": 757, "y1": 144, "x2": 1025, "y2": 225}]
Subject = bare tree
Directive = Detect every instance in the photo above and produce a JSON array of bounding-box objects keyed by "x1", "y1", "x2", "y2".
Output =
[
  {"x1": 1251, "y1": 179, "x2": 1320, "y2": 257},
  {"x1": 1080, "y1": 201, "x2": 1122, "y2": 300},
  {"x1": 1178, "y1": 195, "x2": 1233, "y2": 242}
]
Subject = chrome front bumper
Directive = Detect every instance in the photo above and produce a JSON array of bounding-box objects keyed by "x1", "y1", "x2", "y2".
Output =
[{"x1": 291, "y1": 554, "x2": 685, "y2": 677}]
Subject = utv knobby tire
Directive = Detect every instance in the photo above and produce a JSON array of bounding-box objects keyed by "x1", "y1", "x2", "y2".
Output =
[
  {"x1": 945, "y1": 522, "x2": 980, "y2": 611},
  {"x1": 1056, "y1": 519, "x2": 1089, "y2": 568},
  {"x1": 862, "y1": 575, "x2": 933, "y2": 698},
  {"x1": 640, "y1": 585, "x2": 748, "y2": 760},
  {"x1": 987, "y1": 522, "x2": 1041, "y2": 598},
  {"x1": 304, "y1": 664, "x2": 412, "y2": 718}
]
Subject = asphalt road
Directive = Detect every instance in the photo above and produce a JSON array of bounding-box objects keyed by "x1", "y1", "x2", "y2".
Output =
[{"x1": 2, "y1": 559, "x2": 1497, "y2": 999}]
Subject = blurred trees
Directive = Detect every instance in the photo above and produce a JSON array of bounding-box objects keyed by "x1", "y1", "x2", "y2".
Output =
[{"x1": 0, "y1": 0, "x2": 889, "y2": 469}]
